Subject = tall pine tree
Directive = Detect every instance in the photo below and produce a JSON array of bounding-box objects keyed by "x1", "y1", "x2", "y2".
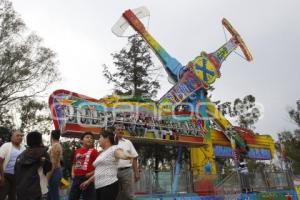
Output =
[{"x1": 103, "y1": 34, "x2": 160, "y2": 99}]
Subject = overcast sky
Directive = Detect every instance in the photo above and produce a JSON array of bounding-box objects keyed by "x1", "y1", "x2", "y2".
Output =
[{"x1": 10, "y1": 0, "x2": 300, "y2": 139}]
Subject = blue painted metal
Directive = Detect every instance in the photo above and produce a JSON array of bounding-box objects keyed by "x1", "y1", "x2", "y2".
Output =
[{"x1": 213, "y1": 145, "x2": 272, "y2": 160}]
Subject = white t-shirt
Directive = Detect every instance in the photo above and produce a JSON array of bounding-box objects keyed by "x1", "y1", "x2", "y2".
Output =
[
  {"x1": 239, "y1": 161, "x2": 249, "y2": 174},
  {"x1": 93, "y1": 145, "x2": 119, "y2": 189},
  {"x1": 38, "y1": 167, "x2": 48, "y2": 195},
  {"x1": 0, "y1": 142, "x2": 25, "y2": 173},
  {"x1": 4, "y1": 146, "x2": 23, "y2": 174},
  {"x1": 117, "y1": 138, "x2": 138, "y2": 168}
]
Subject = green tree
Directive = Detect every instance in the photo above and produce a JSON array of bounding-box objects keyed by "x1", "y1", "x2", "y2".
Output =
[
  {"x1": 218, "y1": 95, "x2": 261, "y2": 129},
  {"x1": 0, "y1": 107, "x2": 14, "y2": 130},
  {"x1": 61, "y1": 139, "x2": 81, "y2": 178},
  {"x1": 134, "y1": 143, "x2": 190, "y2": 192},
  {"x1": 288, "y1": 100, "x2": 300, "y2": 127},
  {"x1": 19, "y1": 98, "x2": 52, "y2": 134},
  {"x1": 103, "y1": 34, "x2": 160, "y2": 99},
  {"x1": 277, "y1": 131, "x2": 300, "y2": 174},
  {"x1": 276, "y1": 100, "x2": 300, "y2": 174},
  {"x1": 0, "y1": 0, "x2": 59, "y2": 117},
  {"x1": 0, "y1": 126, "x2": 11, "y2": 144}
]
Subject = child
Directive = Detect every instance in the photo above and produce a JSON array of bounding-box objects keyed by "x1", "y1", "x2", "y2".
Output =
[{"x1": 68, "y1": 132, "x2": 99, "y2": 200}]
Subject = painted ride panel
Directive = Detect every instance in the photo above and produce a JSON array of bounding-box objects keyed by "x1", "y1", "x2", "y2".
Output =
[{"x1": 49, "y1": 89, "x2": 274, "y2": 158}]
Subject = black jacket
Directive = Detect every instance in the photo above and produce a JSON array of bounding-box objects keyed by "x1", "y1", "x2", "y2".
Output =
[{"x1": 15, "y1": 146, "x2": 52, "y2": 200}]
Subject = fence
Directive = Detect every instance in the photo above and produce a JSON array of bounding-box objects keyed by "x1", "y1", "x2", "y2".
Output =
[
  {"x1": 134, "y1": 168, "x2": 295, "y2": 195},
  {"x1": 58, "y1": 169, "x2": 295, "y2": 199},
  {"x1": 134, "y1": 168, "x2": 193, "y2": 195},
  {"x1": 216, "y1": 170, "x2": 294, "y2": 195}
]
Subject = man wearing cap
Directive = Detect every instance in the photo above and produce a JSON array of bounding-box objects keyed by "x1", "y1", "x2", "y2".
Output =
[
  {"x1": 115, "y1": 124, "x2": 140, "y2": 200},
  {"x1": 0, "y1": 130, "x2": 25, "y2": 200}
]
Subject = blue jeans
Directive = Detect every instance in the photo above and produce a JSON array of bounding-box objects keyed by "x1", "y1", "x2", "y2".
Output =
[
  {"x1": 68, "y1": 176, "x2": 96, "y2": 200},
  {"x1": 47, "y1": 168, "x2": 62, "y2": 200}
]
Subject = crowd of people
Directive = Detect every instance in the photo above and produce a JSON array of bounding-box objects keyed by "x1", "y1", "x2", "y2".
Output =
[{"x1": 0, "y1": 124, "x2": 140, "y2": 200}]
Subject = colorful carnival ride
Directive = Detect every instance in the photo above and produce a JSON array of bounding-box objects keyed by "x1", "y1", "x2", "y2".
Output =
[{"x1": 49, "y1": 7, "x2": 298, "y2": 200}]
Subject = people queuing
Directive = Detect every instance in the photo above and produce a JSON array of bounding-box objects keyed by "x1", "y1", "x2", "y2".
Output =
[
  {"x1": 114, "y1": 112, "x2": 203, "y2": 138},
  {"x1": 0, "y1": 126, "x2": 141, "y2": 200}
]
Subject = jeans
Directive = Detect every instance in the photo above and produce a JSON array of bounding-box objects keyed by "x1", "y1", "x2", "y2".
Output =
[
  {"x1": 47, "y1": 168, "x2": 62, "y2": 200},
  {"x1": 0, "y1": 173, "x2": 16, "y2": 200},
  {"x1": 68, "y1": 176, "x2": 96, "y2": 200}
]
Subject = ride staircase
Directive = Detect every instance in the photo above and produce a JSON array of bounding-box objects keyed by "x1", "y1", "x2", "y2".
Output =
[{"x1": 215, "y1": 169, "x2": 294, "y2": 195}]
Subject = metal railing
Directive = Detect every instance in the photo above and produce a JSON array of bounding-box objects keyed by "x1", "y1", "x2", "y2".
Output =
[
  {"x1": 134, "y1": 168, "x2": 193, "y2": 195},
  {"x1": 215, "y1": 172, "x2": 241, "y2": 194},
  {"x1": 216, "y1": 170, "x2": 294, "y2": 195}
]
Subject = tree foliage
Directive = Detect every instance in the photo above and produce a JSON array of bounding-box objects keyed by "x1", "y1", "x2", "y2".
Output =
[
  {"x1": 134, "y1": 143, "x2": 190, "y2": 191},
  {"x1": 0, "y1": 126, "x2": 11, "y2": 145},
  {"x1": 0, "y1": 106, "x2": 14, "y2": 129},
  {"x1": 61, "y1": 139, "x2": 81, "y2": 178},
  {"x1": 134, "y1": 143, "x2": 191, "y2": 172},
  {"x1": 218, "y1": 95, "x2": 261, "y2": 129},
  {"x1": 277, "y1": 100, "x2": 300, "y2": 175},
  {"x1": 288, "y1": 100, "x2": 300, "y2": 127},
  {"x1": 103, "y1": 34, "x2": 160, "y2": 99},
  {"x1": 277, "y1": 131, "x2": 300, "y2": 174},
  {"x1": 0, "y1": 0, "x2": 59, "y2": 134},
  {"x1": 19, "y1": 98, "x2": 52, "y2": 133},
  {"x1": 0, "y1": 0, "x2": 59, "y2": 112}
]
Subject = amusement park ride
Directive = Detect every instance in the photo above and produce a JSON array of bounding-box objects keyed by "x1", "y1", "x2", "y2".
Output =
[{"x1": 48, "y1": 6, "x2": 287, "y2": 199}]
